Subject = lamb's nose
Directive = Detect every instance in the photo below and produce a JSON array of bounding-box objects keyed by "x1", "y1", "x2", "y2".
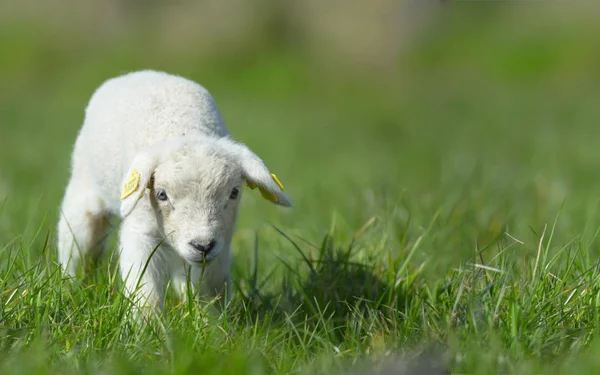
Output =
[{"x1": 189, "y1": 240, "x2": 216, "y2": 254}]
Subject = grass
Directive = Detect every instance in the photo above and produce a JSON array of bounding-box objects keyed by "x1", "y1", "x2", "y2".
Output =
[{"x1": 3, "y1": 3, "x2": 600, "y2": 374}]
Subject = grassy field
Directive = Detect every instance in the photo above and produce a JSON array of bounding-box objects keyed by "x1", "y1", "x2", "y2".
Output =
[{"x1": 3, "y1": 3, "x2": 600, "y2": 374}]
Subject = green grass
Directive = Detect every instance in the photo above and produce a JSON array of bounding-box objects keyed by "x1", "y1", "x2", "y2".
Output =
[{"x1": 3, "y1": 3, "x2": 600, "y2": 374}]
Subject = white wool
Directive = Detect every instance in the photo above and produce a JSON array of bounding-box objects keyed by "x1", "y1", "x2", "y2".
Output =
[{"x1": 57, "y1": 70, "x2": 291, "y2": 313}]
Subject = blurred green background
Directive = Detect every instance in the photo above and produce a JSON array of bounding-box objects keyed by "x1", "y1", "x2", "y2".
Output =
[
  {"x1": 2, "y1": 0, "x2": 600, "y2": 317},
  {"x1": 5, "y1": 1, "x2": 600, "y2": 373}
]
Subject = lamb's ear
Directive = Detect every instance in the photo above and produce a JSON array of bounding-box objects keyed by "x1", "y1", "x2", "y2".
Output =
[
  {"x1": 235, "y1": 144, "x2": 292, "y2": 207},
  {"x1": 119, "y1": 152, "x2": 159, "y2": 218}
]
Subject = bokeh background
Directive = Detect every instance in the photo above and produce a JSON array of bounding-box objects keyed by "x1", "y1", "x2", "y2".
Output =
[{"x1": 2, "y1": 0, "x2": 600, "y2": 298}]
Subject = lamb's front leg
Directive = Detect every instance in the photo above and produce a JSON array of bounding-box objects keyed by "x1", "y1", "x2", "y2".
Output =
[
  {"x1": 191, "y1": 249, "x2": 232, "y2": 309},
  {"x1": 170, "y1": 261, "x2": 195, "y2": 303},
  {"x1": 118, "y1": 217, "x2": 168, "y2": 314}
]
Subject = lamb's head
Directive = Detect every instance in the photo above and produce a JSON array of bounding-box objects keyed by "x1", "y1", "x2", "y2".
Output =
[
  {"x1": 119, "y1": 136, "x2": 291, "y2": 265},
  {"x1": 148, "y1": 149, "x2": 243, "y2": 264}
]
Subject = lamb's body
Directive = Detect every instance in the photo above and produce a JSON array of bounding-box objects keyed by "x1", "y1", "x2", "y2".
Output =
[
  {"x1": 74, "y1": 70, "x2": 229, "y2": 213},
  {"x1": 58, "y1": 70, "x2": 291, "y2": 313}
]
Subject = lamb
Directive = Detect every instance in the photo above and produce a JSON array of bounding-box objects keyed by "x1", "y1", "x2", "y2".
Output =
[{"x1": 57, "y1": 70, "x2": 292, "y2": 313}]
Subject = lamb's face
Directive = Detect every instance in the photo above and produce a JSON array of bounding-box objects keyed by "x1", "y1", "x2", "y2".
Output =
[{"x1": 149, "y1": 150, "x2": 242, "y2": 265}]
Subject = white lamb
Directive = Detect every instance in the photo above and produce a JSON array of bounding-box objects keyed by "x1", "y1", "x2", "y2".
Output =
[{"x1": 57, "y1": 70, "x2": 291, "y2": 313}]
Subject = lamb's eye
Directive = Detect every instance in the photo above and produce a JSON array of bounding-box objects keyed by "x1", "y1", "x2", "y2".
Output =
[
  {"x1": 229, "y1": 187, "x2": 239, "y2": 200},
  {"x1": 156, "y1": 189, "x2": 168, "y2": 201}
]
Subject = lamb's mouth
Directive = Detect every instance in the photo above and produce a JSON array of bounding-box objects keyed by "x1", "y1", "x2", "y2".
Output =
[{"x1": 188, "y1": 255, "x2": 215, "y2": 267}]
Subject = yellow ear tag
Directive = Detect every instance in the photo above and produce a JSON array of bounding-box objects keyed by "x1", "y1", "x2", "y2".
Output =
[
  {"x1": 259, "y1": 188, "x2": 279, "y2": 203},
  {"x1": 121, "y1": 169, "x2": 140, "y2": 200},
  {"x1": 271, "y1": 174, "x2": 284, "y2": 191},
  {"x1": 244, "y1": 174, "x2": 284, "y2": 203}
]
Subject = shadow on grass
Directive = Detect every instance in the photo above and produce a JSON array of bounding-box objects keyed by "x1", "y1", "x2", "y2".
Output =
[{"x1": 231, "y1": 228, "x2": 413, "y2": 341}]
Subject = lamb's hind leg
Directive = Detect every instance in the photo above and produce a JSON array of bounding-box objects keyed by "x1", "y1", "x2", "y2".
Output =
[{"x1": 57, "y1": 178, "x2": 109, "y2": 277}]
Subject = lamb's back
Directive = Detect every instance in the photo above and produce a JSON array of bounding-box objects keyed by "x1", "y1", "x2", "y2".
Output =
[{"x1": 71, "y1": 70, "x2": 230, "y2": 212}]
